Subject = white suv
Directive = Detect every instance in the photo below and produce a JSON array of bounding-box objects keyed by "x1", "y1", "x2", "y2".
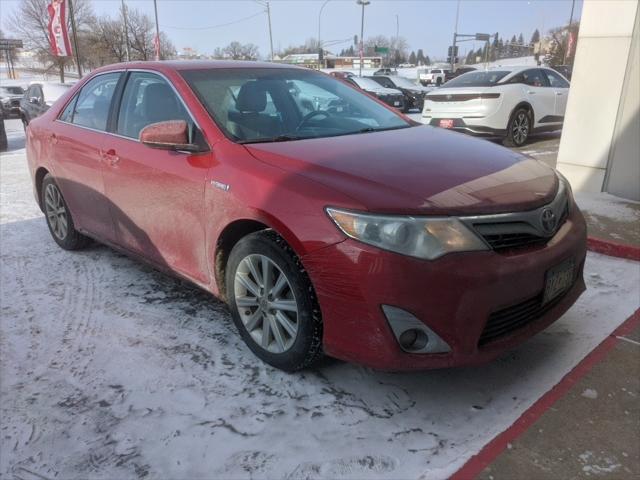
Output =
[{"x1": 421, "y1": 66, "x2": 570, "y2": 146}]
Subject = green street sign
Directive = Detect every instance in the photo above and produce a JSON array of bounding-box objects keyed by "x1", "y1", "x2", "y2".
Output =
[{"x1": 374, "y1": 46, "x2": 389, "y2": 54}]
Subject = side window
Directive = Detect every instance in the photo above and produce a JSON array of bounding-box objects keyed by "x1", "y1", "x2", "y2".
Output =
[
  {"x1": 522, "y1": 69, "x2": 549, "y2": 88},
  {"x1": 59, "y1": 94, "x2": 77, "y2": 122},
  {"x1": 117, "y1": 72, "x2": 191, "y2": 140},
  {"x1": 507, "y1": 73, "x2": 524, "y2": 84},
  {"x1": 71, "y1": 73, "x2": 121, "y2": 131},
  {"x1": 544, "y1": 70, "x2": 570, "y2": 88}
]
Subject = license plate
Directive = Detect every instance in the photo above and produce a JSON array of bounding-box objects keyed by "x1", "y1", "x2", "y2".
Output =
[
  {"x1": 543, "y1": 258, "x2": 575, "y2": 305},
  {"x1": 394, "y1": 101, "x2": 401, "y2": 106},
  {"x1": 439, "y1": 119, "x2": 454, "y2": 129}
]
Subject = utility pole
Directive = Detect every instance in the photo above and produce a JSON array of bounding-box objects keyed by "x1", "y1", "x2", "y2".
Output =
[
  {"x1": 451, "y1": 0, "x2": 460, "y2": 73},
  {"x1": 395, "y1": 14, "x2": 399, "y2": 68},
  {"x1": 267, "y1": 2, "x2": 274, "y2": 61},
  {"x1": 67, "y1": 0, "x2": 82, "y2": 78},
  {"x1": 121, "y1": 0, "x2": 130, "y2": 61},
  {"x1": 153, "y1": 0, "x2": 161, "y2": 60},
  {"x1": 563, "y1": 0, "x2": 576, "y2": 64},
  {"x1": 318, "y1": 0, "x2": 330, "y2": 68},
  {"x1": 357, "y1": 0, "x2": 370, "y2": 77}
]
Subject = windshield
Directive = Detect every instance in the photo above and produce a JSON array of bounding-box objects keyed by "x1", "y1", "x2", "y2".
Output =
[
  {"x1": 181, "y1": 68, "x2": 410, "y2": 144},
  {"x1": 391, "y1": 76, "x2": 421, "y2": 89},
  {"x1": 0, "y1": 86, "x2": 24, "y2": 95},
  {"x1": 444, "y1": 70, "x2": 510, "y2": 87}
]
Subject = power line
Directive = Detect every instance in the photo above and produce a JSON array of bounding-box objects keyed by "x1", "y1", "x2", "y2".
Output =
[{"x1": 161, "y1": 11, "x2": 264, "y2": 31}]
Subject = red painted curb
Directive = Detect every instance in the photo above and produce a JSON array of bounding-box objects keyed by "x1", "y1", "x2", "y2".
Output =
[
  {"x1": 450, "y1": 308, "x2": 640, "y2": 480},
  {"x1": 587, "y1": 236, "x2": 640, "y2": 262}
]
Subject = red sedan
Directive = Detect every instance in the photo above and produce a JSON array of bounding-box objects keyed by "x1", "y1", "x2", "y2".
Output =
[{"x1": 25, "y1": 61, "x2": 587, "y2": 371}]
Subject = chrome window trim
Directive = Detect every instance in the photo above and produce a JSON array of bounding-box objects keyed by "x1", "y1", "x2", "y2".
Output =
[{"x1": 54, "y1": 68, "x2": 208, "y2": 150}]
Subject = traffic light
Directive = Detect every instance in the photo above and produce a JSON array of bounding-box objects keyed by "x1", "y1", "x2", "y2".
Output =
[
  {"x1": 447, "y1": 45, "x2": 459, "y2": 57},
  {"x1": 447, "y1": 56, "x2": 459, "y2": 64}
]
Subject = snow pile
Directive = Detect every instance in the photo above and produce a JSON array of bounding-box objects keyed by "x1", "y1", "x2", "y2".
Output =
[{"x1": 575, "y1": 192, "x2": 640, "y2": 224}]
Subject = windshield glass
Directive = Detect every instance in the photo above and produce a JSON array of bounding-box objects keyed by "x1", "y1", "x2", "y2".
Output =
[
  {"x1": 181, "y1": 68, "x2": 410, "y2": 144},
  {"x1": 444, "y1": 70, "x2": 510, "y2": 87},
  {"x1": 0, "y1": 86, "x2": 24, "y2": 95},
  {"x1": 391, "y1": 76, "x2": 420, "y2": 89}
]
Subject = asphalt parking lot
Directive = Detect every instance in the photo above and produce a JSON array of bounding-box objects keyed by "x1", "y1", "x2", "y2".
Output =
[{"x1": 1, "y1": 119, "x2": 637, "y2": 479}]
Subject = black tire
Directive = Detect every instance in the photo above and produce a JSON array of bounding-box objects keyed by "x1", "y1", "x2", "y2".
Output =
[
  {"x1": 436, "y1": 78, "x2": 442, "y2": 86},
  {"x1": 503, "y1": 107, "x2": 531, "y2": 147},
  {"x1": 41, "y1": 174, "x2": 91, "y2": 250},
  {"x1": 226, "y1": 230, "x2": 323, "y2": 371}
]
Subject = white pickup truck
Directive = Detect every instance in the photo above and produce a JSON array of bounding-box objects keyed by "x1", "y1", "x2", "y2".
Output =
[{"x1": 419, "y1": 68, "x2": 448, "y2": 86}]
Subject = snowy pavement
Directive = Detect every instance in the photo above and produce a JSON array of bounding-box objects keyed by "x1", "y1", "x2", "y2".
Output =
[{"x1": 1, "y1": 120, "x2": 639, "y2": 479}]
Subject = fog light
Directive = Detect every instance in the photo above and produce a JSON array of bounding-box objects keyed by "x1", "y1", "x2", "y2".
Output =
[
  {"x1": 398, "y1": 328, "x2": 429, "y2": 351},
  {"x1": 382, "y1": 305, "x2": 451, "y2": 354}
]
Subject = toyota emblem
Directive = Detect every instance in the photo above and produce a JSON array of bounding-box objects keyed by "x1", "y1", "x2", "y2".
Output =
[{"x1": 540, "y1": 208, "x2": 557, "y2": 234}]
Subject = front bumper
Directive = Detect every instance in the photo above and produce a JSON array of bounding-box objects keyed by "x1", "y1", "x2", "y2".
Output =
[{"x1": 302, "y1": 206, "x2": 587, "y2": 371}]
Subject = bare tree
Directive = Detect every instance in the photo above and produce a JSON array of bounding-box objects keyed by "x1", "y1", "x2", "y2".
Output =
[
  {"x1": 364, "y1": 35, "x2": 409, "y2": 66},
  {"x1": 7, "y1": 0, "x2": 94, "y2": 81},
  {"x1": 222, "y1": 41, "x2": 259, "y2": 60}
]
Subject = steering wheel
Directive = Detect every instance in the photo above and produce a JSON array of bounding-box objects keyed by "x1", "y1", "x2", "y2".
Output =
[{"x1": 296, "y1": 110, "x2": 331, "y2": 131}]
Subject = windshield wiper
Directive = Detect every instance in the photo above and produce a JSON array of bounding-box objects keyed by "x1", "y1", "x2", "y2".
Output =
[
  {"x1": 238, "y1": 134, "x2": 305, "y2": 144},
  {"x1": 355, "y1": 125, "x2": 411, "y2": 135}
]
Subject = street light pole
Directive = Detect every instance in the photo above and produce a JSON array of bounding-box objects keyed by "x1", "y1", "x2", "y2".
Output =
[
  {"x1": 153, "y1": 0, "x2": 161, "y2": 60},
  {"x1": 121, "y1": 0, "x2": 130, "y2": 62},
  {"x1": 395, "y1": 14, "x2": 399, "y2": 68},
  {"x1": 266, "y1": 1, "x2": 274, "y2": 61},
  {"x1": 318, "y1": 0, "x2": 330, "y2": 68},
  {"x1": 67, "y1": 0, "x2": 82, "y2": 78},
  {"x1": 356, "y1": 0, "x2": 370, "y2": 77},
  {"x1": 451, "y1": 0, "x2": 460, "y2": 73}
]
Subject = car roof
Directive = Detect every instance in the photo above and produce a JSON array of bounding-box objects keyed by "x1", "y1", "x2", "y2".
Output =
[{"x1": 95, "y1": 60, "x2": 302, "y2": 72}]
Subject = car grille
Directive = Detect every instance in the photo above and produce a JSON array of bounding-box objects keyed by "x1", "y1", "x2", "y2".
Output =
[
  {"x1": 10, "y1": 99, "x2": 20, "y2": 107},
  {"x1": 479, "y1": 290, "x2": 565, "y2": 346},
  {"x1": 477, "y1": 230, "x2": 548, "y2": 250}
]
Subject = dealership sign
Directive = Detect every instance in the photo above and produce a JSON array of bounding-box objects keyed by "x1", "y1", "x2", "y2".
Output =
[{"x1": 47, "y1": 0, "x2": 73, "y2": 57}]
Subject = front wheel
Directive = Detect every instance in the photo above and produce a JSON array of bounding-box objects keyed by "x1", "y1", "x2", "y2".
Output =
[
  {"x1": 42, "y1": 175, "x2": 90, "y2": 250},
  {"x1": 503, "y1": 108, "x2": 531, "y2": 147},
  {"x1": 226, "y1": 230, "x2": 322, "y2": 371}
]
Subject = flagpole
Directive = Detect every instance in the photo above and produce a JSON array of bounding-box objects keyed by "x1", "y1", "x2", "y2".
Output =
[
  {"x1": 153, "y1": 0, "x2": 161, "y2": 60},
  {"x1": 67, "y1": 0, "x2": 82, "y2": 77}
]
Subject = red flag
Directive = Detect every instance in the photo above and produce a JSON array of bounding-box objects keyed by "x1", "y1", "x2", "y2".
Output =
[
  {"x1": 47, "y1": 0, "x2": 72, "y2": 57},
  {"x1": 154, "y1": 34, "x2": 160, "y2": 61},
  {"x1": 567, "y1": 31, "x2": 575, "y2": 59}
]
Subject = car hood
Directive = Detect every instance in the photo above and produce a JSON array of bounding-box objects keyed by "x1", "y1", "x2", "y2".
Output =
[
  {"x1": 244, "y1": 125, "x2": 558, "y2": 215},
  {"x1": 366, "y1": 86, "x2": 402, "y2": 95}
]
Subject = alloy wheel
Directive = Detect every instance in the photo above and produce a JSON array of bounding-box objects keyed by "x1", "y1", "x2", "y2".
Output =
[
  {"x1": 44, "y1": 183, "x2": 68, "y2": 240},
  {"x1": 512, "y1": 111, "x2": 530, "y2": 145},
  {"x1": 234, "y1": 254, "x2": 299, "y2": 354}
]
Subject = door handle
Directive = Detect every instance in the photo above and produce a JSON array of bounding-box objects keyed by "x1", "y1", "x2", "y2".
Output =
[
  {"x1": 49, "y1": 133, "x2": 58, "y2": 145},
  {"x1": 555, "y1": 92, "x2": 564, "y2": 96},
  {"x1": 101, "y1": 148, "x2": 120, "y2": 166},
  {"x1": 527, "y1": 90, "x2": 536, "y2": 94}
]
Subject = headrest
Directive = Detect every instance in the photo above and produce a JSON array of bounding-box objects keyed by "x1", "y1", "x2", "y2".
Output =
[{"x1": 236, "y1": 81, "x2": 267, "y2": 113}]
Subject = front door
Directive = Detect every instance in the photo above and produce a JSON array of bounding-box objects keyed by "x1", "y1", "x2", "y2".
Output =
[
  {"x1": 101, "y1": 71, "x2": 211, "y2": 284},
  {"x1": 521, "y1": 69, "x2": 555, "y2": 127},
  {"x1": 52, "y1": 72, "x2": 122, "y2": 242},
  {"x1": 543, "y1": 69, "x2": 570, "y2": 119}
]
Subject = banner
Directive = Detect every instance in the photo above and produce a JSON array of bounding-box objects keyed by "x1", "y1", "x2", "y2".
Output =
[
  {"x1": 567, "y1": 31, "x2": 575, "y2": 60},
  {"x1": 47, "y1": 0, "x2": 72, "y2": 57},
  {"x1": 154, "y1": 34, "x2": 160, "y2": 61}
]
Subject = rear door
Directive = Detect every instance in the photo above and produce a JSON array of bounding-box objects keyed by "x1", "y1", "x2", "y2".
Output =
[
  {"x1": 101, "y1": 70, "x2": 211, "y2": 283},
  {"x1": 53, "y1": 72, "x2": 122, "y2": 242},
  {"x1": 521, "y1": 69, "x2": 555, "y2": 127},
  {"x1": 542, "y1": 69, "x2": 570, "y2": 119}
]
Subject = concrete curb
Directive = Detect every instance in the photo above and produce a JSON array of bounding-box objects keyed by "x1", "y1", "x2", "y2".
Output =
[
  {"x1": 587, "y1": 236, "x2": 640, "y2": 262},
  {"x1": 450, "y1": 308, "x2": 640, "y2": 480}
]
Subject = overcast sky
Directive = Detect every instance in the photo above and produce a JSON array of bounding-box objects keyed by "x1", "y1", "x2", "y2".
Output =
[{"x1": 1, "y1": 0, "x2": 583, "y2": 60}]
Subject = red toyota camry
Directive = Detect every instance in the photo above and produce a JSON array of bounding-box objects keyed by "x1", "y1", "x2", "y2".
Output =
[{"x1": 26, "y1": 61, "x2": 587, "y2": 371}]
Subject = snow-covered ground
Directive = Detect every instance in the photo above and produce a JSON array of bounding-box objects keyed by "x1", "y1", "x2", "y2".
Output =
[{"x1": 1, "y1": 119, "x2": 639, "y2": 479}]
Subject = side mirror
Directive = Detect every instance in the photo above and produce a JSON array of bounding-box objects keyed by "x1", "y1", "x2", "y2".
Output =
[
  {"x1": 29, "y1": 97, "x2": 40, "y2": 104},
  {"x1": 139, "y1": 120, "x2": 204, "y2": 153}
]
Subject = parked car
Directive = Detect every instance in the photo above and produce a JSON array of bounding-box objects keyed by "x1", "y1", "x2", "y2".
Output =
[
  {"x1": 419, "y1": 68, "x2": 449, "y2": 86},
  {"x1": 0, "y1": 85, "x2": 25, "y2": 119},
  {"x1": 445, "y1": 66, "x2": 477, "y2": 82},
  {"x1": 398, "y1": 63, "x2": 415, "y2": 68},
  {"x1": 422, "y1": 66, "x2": 570, "y2": 146},
  {"x1": 26, "y1": 61, "x2": 586, "y2": 371},
  {"x1": 368, "y1": 75, "x2": 432, "y2": 112},
  {"x1": 20, "y1": 82, "x2": 73, "y2": 129},
  {"x1": 373, "y1": 68, "x2": 396, "y2": 76},
  {"x1": 0, "y1": 109, "x2": 7, "y2": 152},
  {"x1": 551, "y1": 65, "x2": 573, "y2": 81},
  {"x1": 343, "y1": 75, "x2": 405, "y2": 110},
  {"x1": 328, "y1": 71, "x2": 354, "y2": 79}
]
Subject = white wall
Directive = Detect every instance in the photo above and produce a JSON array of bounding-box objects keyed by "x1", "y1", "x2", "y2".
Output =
[{"x1": 556, "y1": 0, "x2": 639, "y2": 199}]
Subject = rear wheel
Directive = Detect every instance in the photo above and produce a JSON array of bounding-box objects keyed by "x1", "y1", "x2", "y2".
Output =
[
  {"x1": 504, "y1": 107, "x2": 531, "y2": 147},
  {"x1": 42, "y1": 175, "x2": 90, "y2": 250},
  {"x1": 436, "y1": 77, "x2": 442, "y2": 86},
  {"x1": 226, "y1": 230, "x2": 322, "y2": 371}
]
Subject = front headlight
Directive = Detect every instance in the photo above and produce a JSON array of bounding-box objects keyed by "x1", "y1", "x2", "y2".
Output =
[{"x1": 326, "y1": 208, "x2": 488, "y2": 260}]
